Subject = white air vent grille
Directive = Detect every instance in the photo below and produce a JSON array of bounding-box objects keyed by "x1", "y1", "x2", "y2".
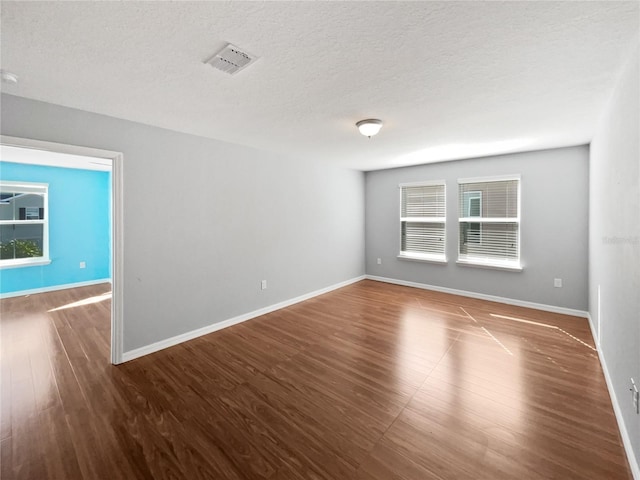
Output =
[{"x1": 206, "y1": 44, "x2": 258, "y2": 75}]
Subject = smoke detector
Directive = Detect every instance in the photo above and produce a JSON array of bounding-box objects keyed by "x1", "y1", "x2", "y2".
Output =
[{"x1": 205, "y1": 44, "x2": 259, "y2": 75}]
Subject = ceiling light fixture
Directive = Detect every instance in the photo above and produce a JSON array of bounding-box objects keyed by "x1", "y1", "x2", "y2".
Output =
[{"x1": 356, "y1": 119, "x2": 383, "y2": 138}]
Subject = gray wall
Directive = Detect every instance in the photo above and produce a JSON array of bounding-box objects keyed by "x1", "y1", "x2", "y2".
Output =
[
  {"x1": 589, "y1": 41, "x2": 639, "y2": 467},
  {"x1": 365, "y1": 146, "x2": 589, "y2": 311},
  {"x1": 0, "y1": 94, "x2": 365, "y2": 352}
]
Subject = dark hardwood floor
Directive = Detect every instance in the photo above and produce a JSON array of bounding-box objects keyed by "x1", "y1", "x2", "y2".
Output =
[{"x1": 0, "y1": 280, "x2": 632, "y2": 479}]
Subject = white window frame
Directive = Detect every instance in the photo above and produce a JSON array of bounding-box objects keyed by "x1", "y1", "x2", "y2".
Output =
[
  {"x1": 457, "y1": 174, "x2": 522, "y2": 271},
  {"x1": 398, "y1": 180, "x2": 447, "y2": 264},
  {"x1": 0, "y1": 181, "x2": 51, "y2": 269}
]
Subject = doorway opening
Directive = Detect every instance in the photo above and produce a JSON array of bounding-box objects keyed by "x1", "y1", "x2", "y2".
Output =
[{"x1": 0, "y1": 136, "x2": 123, "y2": 364}]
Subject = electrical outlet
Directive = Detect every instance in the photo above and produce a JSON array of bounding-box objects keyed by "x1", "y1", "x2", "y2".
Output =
[
  {"x1": 261, "y1": 280, "x2": 267, "y2": 290},
  {"x1": 554, "y1": 278, "x2": 562, "y2": 288},
  {"x1": 79, "y1": 261, "x2": 86, "y2": 269},
  {"x1": 377, "y1": 258, "x2": 382, "y2": 265},
  {"x1": 631, "y1": 378, "x2": 639, "y2": 414}
]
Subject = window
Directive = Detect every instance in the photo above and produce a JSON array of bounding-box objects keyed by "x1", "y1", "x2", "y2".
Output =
[
  {"x1": 0, "y1": 181, "x2": 50, "y2": 268},
  {"x1": 458, "y1": 176, "x2": 521, "y2": 270},
  {"x1": 399, "y1": 181, "x2": 446, "y2": 262},
  {"x1": 462, "y1": 191, "x2": 482, "y2": 244}
]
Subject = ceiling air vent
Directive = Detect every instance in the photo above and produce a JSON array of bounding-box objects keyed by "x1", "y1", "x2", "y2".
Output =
[{"x1": 206, "y1": 44, "x2": 258, "y2": 75}]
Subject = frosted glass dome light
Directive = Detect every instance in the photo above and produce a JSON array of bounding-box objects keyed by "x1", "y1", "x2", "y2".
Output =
[{"x1": 356, "y1": 119, "x2": 383, "y2": 138}]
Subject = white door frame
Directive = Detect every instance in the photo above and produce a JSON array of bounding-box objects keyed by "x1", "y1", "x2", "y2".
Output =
[{"x1": 1, "y1": 135, "x2": 124, "y2": 364}]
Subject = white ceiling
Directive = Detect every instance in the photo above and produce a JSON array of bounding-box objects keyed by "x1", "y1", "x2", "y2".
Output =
[{"x1": 1, "y1": 1, "x2": 638, "y2": 171}]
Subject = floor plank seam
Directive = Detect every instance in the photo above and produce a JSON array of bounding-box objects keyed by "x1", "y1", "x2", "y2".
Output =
[{"x1": 356, "y1": 331, "x2": 463, "y2": 469}]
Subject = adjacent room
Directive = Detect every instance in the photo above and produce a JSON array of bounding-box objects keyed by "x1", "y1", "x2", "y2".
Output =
[
  {"x1": 0, "y1": 146, "x2": 112, "y2": 297},
  {"x1": 1, "y1": 1, "x2": 638, "y2": 479}
]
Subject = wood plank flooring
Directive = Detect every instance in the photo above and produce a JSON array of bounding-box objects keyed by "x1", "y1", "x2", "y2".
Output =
[{"x1": 0, "y1": 279, "x2": 633, "y2": 479}]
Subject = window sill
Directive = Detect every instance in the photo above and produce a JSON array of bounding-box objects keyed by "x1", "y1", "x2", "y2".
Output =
[
  {"x1": 0, "y1": 258, "x2": 51, "y2": 270},
  {"x1": 397, "y1": 253, "x2": 447, "y2": 265},
  {"x1": 456, "y1": 259, "x2": 522, "y2": 272}
]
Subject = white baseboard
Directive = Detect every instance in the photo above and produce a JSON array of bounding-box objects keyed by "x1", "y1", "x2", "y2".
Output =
[
  {"x1": 0, "y1": 278, "x2": 112, "y2": 299},
  {"x1": 586, "y1": 314, "x2": 640, "y2": 480},
  {"x1": 365, "y1": 275, "x2": 589, "y2": 318},
  {"x1": 122, "y1": 275, "x2": 366, "y2": 363}
]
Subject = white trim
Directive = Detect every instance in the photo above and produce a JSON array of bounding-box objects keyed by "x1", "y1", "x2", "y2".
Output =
[
  {"x1": 597, "y1": 284, "x2": 602, "y2": 347},
  {"x1": 517, "y1": 175, "x2": 522, "y2": 266},
  {"x1": 111, "y1": 152, "x2": 124, "y2": 365},
  {"x1": 0, "y1": 220, "x2": 47, "y2": 225},
  {"x1": 1, "y1": 145, "x2": 112, "y2": 171},
  {"x1": 458, "y1": 217, "x2": 519, "y2": 223},
  {"x1": 586, "y1": 314, "x2": 640, "y2": 480},
  {"x1": 122, "y1": 275, "x2": 365, "y2": 362},
  {"x1": 365, "y1": 275, "x2": 589, "y2": 318},
  {"x1": 398, "y1": 179, "x2": 446, "y2": 188},
  {"x1": 1, "y1": 136, "x2": 115, "y2": 170},
  {"x1": 0, "y1": 258, "x2": 51, "y2": 269},
  {"x1": 0, "y1": 278, "x2": 111, "y2": 299},
  {"x1": 458, "y1": 173, "x2": 521, "y2": 184},
  {"x1": 400, "y1": 216, "x2": 446, "y2": 223},
  {"x1": 456, "y1": 259, "x2": 523, "y2": 272},
  {"x1": 0, "y1": 180, "x2": 50, "y2": 190},
  {"x1": 397, "y1": 253, "x2": 447, "y2": 264},
  {"x1": 1, "y1": 135, "x2": 124, "y2": 365}
]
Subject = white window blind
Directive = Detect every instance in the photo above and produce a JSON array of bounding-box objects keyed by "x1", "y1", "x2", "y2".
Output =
[
  {"x1": 400, "y1": 182, "x2": 446, "y2": 261},
  {"x1": 458, "y1": 177, "x2": 520, "y2": 268}
]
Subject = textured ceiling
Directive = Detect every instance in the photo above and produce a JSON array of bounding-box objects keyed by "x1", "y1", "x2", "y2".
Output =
[{"x1": 1, "y1": 1, "x2": 638, "y2": 171}]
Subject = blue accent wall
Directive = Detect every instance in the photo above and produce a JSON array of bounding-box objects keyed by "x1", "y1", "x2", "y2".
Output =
[{"x1": 0, "y1": 161, "x2": 110, "y2": 294}]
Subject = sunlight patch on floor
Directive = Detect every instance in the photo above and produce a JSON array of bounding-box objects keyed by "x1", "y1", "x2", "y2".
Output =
[
  {"x1": 490, "y1": 313, "x2": 556, "y2": 329},
  {"x1": 490, "y1": 313, "x2": 596, "y2": 351},
  {"x1": 48, "y1": 291, "x2": 112, "y2": 312},
  {"x1": 557, "y1": 328, "x2": 597, "y2": 351},
  {"x1": 480, "y1": 326, "x2": 514, "y2": 356},
  {"x1": 459, "y1": 307, "x2": 512, "y2": 355},
  {"x1": 459, "y1": 307, "x2": 478, "y2": 323}
]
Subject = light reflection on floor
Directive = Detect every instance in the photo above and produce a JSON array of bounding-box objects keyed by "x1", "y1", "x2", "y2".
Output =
[
  {"x1": 490, "y1": 313, "x2": 556, "y2": 329},
  {"x1": 48, "y1": 291, "x2": 112, "y2": 312},
  {"x1": 461, "y1": 308, "x2": 514, "y2": 356},
  {"x1": 396, "y1": 307, "x2": 524, "y2": 434},
  {"x1": 413, "y1": 304, "x2": 524, "y2": 437},
  {"x1": 398, "y1": 307, "x2": 448, "y2": 366},
  {"x1": 489, "y1": 313, "x2": 596, "y2": 351},
  {"x1": 480, "y1": 326, "x2": 514, "y2": 356}
]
